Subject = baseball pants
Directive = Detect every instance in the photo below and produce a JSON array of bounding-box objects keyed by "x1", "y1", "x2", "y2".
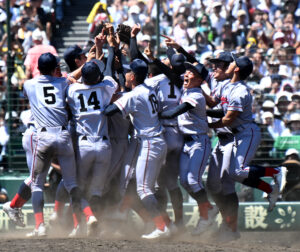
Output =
[
  {"x1": 136, "y1": 135, "x2": 167, "y2": 200},
  {"x1": 180, "y1": 134, "x2": 211, "y2": 193},
  {"x1": 207, "y1": 134, "x2": 236, "y2": 195},
  {"x1": 157, "y1": 126, "x2": 183, "y2": 191},
  {"x1": 229, "y1": 123, "x2": 261, "y2": 183},
  {"x1": 31, "y1": 126, "x2": 77, "y2": 193},
  {"x1": 76, "y1": 135, "x2": 112, "y2": 198}
]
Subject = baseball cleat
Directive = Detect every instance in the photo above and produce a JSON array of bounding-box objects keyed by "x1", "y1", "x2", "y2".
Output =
[
  {"x1": 274, "y1": 166, "x2": 287, "y2": 193},
  {"x1": 216, "y1": 222, "x2": 241, "y2": 243},
  {"x1": 87, "y1": 215, "x2": 98, "y2": 237},
  {"x1": 191, "y1": 206, "x2": 218, "y2": 236},
  {"x1": 26, "y1": 223, "x2": 47, "y2": 237},
  {"x1": 49, "y1": 212, "x2": 59, "y2": 226},
  {"x1": 68, "y1": 224, "x2": 81, "y2": 238},
  {"x1": 267, "y1": 183, "x2": 280, "y2": 212},
  {"x1": 3, "y1": 202, "x2": 25, "y2": 227},
  {"x1": 141, "y1": 226, "x2": 171, "y2": 240}
]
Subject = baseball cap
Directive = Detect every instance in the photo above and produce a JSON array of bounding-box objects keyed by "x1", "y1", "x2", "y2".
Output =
[
  {"x1": 184, "y1": 62, "x2": 208, "y2": 80},
  {"x1": 262, "y1": 111, "x2": 274, "y2": 120},
  {"x1": 292, "y1": 92, "x2": 300, "y2": 100},
  {"x1": 237, "y1": 9, "x2": 247, "y2": 17},
  {"x1": 231, "y1": 53, "x2": 253, "y2": 79},
  {"x1": 32, "y1": 29, "x2": 43, "y2": 41},
  {"x1": 262, "y1": 100, "x2": 275, "y2": 108},
  {"x1": 273, "y1": 32, "x2": 285, "y2": 41},
  {"x1": 209, "y1": 51, "x2": 233, "y2": 64},
  {"x1": 276, "y1": 91, "x2": 292, "y2": 104},
  {"x1": 288, "y1": 113, "x2": 300, "y2": 123},
  {"x1": 38, "y1": 53, "x2": 60, "y2": 73},
  {"x1": 212, "y1": 1, "x2": 222, "y2": 8},
  {"x1": 171, "y1": 53, "x2": 186, "y2": 67},
  {"x1": 285, "y1": 148, "x2": 299, "y2": 157},
  {"x1": 64, "y1": 45, "x2": 88, "y2": 69},
  {"x1": 130, "y1": 59, "x2": 148, "y2": 77},
  {"x1": 81, "y1": 60, "x2": 104, "y2": 84},
  {"x1": 141, "y1": 34, "x2": 151, "y2": 42}
]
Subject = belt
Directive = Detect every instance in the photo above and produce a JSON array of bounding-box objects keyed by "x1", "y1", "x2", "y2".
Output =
[
  {"x1": 183, "y1": 135, "x2": 194, "y2": 142},
  {"x1": 41, "y1": 126, "x2": 67, "y2": 132},
  {"x1": 81, "y1": 135, "x2": 108, "y2": 141},
  {"x1": 217, "y1": 133, "x2": 233, "y2": 140}
]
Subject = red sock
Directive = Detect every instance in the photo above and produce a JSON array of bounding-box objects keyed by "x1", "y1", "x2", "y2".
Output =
[
  {"x1": 54, "y1": 200, "x2": 65, "y2": 217},
  {"x1": 83, "y1": 206, "x2": 94, "y2": 222},
  {"x1": 258, "y1": 180, "x2": 272, "y2": 193},
  {"x1": 34, "y1": 212, "x2": 44, "y2": 229},
  {"x1": 153, "y1": 215, "x2": 166, "y2": 231},
  {"x1": 264, "y1": 168, "x2": 279, "y2": 177},
  {"x1": 161, "y1": 211, "x2": 171, "y2": 227},
  {"x1": 72, "y1": 213, "x2": 79, "y2": 228},
  {"x1": 225, "y1": 215, "x2": 238, "y2": 232},
  {"x1": 10, "y1": 194, "x2": 27, "y2": 208},
  {"x1": 120, "y1": 195, "x2": 132, "y2": 212},
  {"x1": 198, "y1": 201, "x2": 213, "y2": 220}
]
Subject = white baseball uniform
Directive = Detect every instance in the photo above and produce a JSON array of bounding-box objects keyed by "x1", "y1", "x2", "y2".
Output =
[
  {"x1": 178, "y1": 87, "x2": 211, "y2": 193},
  {"x1": 67, "y1": 76, "x2": 118, "y2": 197}
]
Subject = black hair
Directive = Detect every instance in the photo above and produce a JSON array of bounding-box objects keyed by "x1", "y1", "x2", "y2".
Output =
[{"x1": 134, "y1": 73, "x2": 147, "y2": 84}]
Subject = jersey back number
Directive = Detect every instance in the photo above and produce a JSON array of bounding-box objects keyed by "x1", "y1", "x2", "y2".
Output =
[
  {"x1": 43, "y1": 86, "x2": 56, "y2": 105},
  {"x1": 77, "y1": 91, "x2": 101, "y2": 112},
  {"x1": 149, "y1": 93, "x2": 159, "y2": 114}
]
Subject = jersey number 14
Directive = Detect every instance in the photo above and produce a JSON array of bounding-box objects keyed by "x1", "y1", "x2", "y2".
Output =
[{"x1": 78, "y1": 91, "x2": 100, "y2": 112}]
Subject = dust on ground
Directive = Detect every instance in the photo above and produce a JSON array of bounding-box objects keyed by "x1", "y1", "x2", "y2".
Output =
[{"x1": 0, "y1": 229, "x2": 299, "y2": 252}]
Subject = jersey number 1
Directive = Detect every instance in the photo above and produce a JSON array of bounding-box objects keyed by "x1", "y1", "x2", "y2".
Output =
[{"x1": 78, "y1": 91, "x2": 100, "y2": 112}]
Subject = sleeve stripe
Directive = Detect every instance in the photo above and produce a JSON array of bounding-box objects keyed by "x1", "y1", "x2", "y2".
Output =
[
  {"x1": 115, "y1": 100, "x2": 126, "y2": 114},
  {"x1": 228, "y1": 105, "x2": 242, "y2": 109},
  {"x1": 183, "y1": 98, "x2": 197, "y2": 106}
]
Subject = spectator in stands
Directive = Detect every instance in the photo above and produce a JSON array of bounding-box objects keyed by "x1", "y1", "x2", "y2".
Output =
[
  {"x1": 281, "y1": 148, "x2": 300, "y2": 201},
  {"x1": 0, "y1": 116, "x2": 9, "y2": 171},
  {"x1": 0, "y1": 185, "x2": 8, "y2": 203},
  {"x1": 23, "y1": 29, "x2": 57, "y2": 79},
  {"x1": 275, "y1": 92, "x2": 293, "y2": 122},
  {"x1": 282, "y1": 113, "x2": 300, "y2": 136},
  {"x1": 261, "y1": 100, "x2": 287, "y2": 137}
]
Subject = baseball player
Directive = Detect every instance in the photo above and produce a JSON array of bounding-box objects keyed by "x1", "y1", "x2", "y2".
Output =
[
  {"x1": 67, "y1": 37, "x2": 118, "y2": 222},
  {"x1": 205, "y1": 51, "x2": 240, "y2": 240},
  {"x1": 160, "y1": 62, "x2": 218, "y2": 236},
  {"x1": 104, "y1": 58, "x2": 170, "y2": 240},
  {"x1": 3, "y1": 112, "x2": 36, "y2": 227},
  {"x1": 203, "y1": 54, "x2": 287, "y2": 212},
  {"x1": 23, "y1": 53, "x2": 87, "y2": 237},
  {"x1": 3, "y1": 62, "x2": 64, "y2": 228}
]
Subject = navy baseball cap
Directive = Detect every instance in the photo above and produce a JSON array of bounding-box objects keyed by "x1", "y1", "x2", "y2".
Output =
[
  {"x1": 170, "y1": 53, "x2": 186, "y2": 68},
  {"x1": 130, "y1": 59, "x2": 148, "y2": 77},
  {"x1": 38, "y1": 53, "x2": 60, "y2": 72},
  {"x1": 209, "y1": 51, "x2": 233, "y2": 63},
  {"x1": 231, "y1": 53, "x2": 253, "y2": 78},
  {"x1": 81, "y1": 60, "x2": 104, "y2": 84},
  {"x1": 64, "y1": 45, "x2": 88, "y2": 67},
  {"x1": 184, "y1": 62, "x2": 208, "y2": 80}
]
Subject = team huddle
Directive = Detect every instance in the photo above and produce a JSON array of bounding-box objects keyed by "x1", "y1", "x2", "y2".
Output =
[{"x1": 2, "y1": 23, "x2": 287, "y2": 241}]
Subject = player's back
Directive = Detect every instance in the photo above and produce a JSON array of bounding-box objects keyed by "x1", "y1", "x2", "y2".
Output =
[
  {"x1": 24, "y1": 75, "x2": 69, "y2": 128},
  {"x1": 115, "y1": 84, "x2": 164, "y2": 138},
  {"x1": 67, "y1": 76, "x2": 117, "y2": 137}
]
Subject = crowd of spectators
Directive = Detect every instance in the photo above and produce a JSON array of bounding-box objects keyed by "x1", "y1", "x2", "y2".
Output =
[{"x1": 0, "y1": 0, "x2": 299, "y2": 171}]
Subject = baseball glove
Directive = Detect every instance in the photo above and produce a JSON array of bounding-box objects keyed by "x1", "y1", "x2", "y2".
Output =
[{"x1": 116, "y1": 24, "x2": 131, "y2": 45}]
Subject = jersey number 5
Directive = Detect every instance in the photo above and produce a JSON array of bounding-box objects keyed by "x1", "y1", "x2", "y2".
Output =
[
  {"x1": 78, "y1": 91, "x2": 100, "y2": 112},
  {"x1": 149, "y1": 94, "x2": 158, "y2": 114},
  {"x1": 43, "y1": 86, "x2": 56, "y2": 105}
]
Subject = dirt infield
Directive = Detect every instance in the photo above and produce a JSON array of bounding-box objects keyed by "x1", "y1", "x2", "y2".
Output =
[{"x1": 1, "y1": 230, "x2": 300, "y2": 252}]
